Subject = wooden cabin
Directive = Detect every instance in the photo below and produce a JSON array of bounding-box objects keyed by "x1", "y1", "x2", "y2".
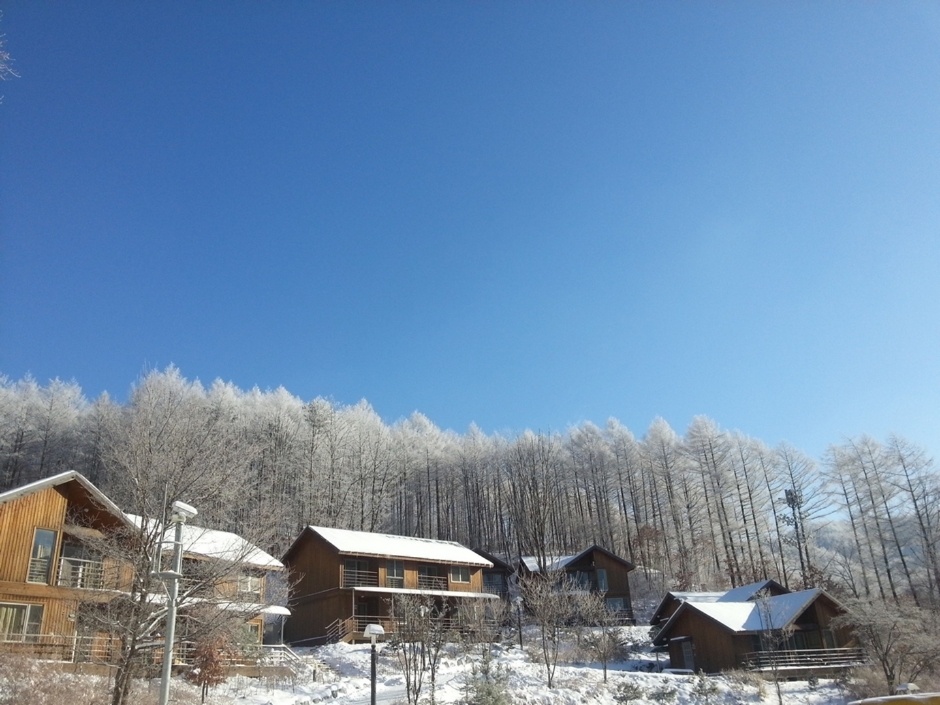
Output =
[
  {"x1": 652, "y1": 586, "x2": 860, "y2": 676},
  {"x1": 472, "y1": 549, "x2": 515, "y2": 600},
  {"x1": 172, "y1": 523, "x2": 287, "y2": 645},
  {"x1": 283, "y1": 526, "x2": 496, "y2": 644},
  {"x1": 649, "y1": 579, "x2": 788, "y2": 628},
  {"x1": 0, "y1": 471, "x2": 287, "y2": 668},
  {"x1": 0, "y1": 471, "x2": 136, "y2": 664},
  {"x1": 518, "y1": 545, "x2": 636, "y2": 623}
]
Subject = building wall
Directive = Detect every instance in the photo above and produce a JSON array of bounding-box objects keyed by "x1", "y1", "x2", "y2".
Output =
[
  {"x1": 284, "y1": 530, "x2": 490, "y2": 643},
  {"x1": 284, "y1": 589, "x2": 349, "y2": 644},
  {"x1": 287, "y1": 531, "x2": 342, "y2": 598},
  {"x1": 665, "y1": 609, "x2": 738, "y2": 673},
  {"x1": 0, "y1": 487, "x2": 68, "y2": 584},
  {"x1": 590, "y1": 550, "x2": 632, "y2": 606}
]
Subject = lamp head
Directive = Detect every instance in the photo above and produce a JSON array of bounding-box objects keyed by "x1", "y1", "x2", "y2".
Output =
[
  {"x1": 364, "y1": 623, "x2": 384, "y2": 643},
  {"x1": 171, "y1": 500, "x2": 198, "y2": 523}
]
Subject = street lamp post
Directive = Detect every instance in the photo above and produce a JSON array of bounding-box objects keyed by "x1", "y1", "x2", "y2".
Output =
[
  {"x1": 158, "y1": 500, "x2": 198, "y2": 705},
  {"x1": 364, "y1": 623, "x2": 385, "y2": 705}
]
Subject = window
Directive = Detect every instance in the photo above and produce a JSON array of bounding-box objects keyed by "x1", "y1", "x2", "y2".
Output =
[
  {"x1": 27, "y1": 529, "x2": 57, "y2": 584},
  {"x1": 238, "y1": 573, "x2": 263, "y2": 600},
  {"x1": 483, "y1": 573, "x2": 506, "y2": 594},
  {"x1": 681, "y1": 640, "x2": 695, "y2": 670},
  {"x1": 246, "y1": 622, "x2": 261, "y2": 643},
  {"x1": 59, "y1": 539, "x2": 104, "y2": 590},
  {"x1": 344, "y1": 559, "x2": 375, "y2": 587},
  {"x1": 450, "y1": 566, "x2": 470, "y2": 583},
  {"x1": 386, "y1": 560, "x2": 404, "y2": 588},
  {"x1": 596, "y1": 569, "x2": 608, "y2": 592},
  {"x1": 0, "y1": 603, "x2": 43, "y2": 641},
  {"x1": 572, "y1": 571, "x2": 591, "y2": 590},
  {"x1": 417, "y1": 565, "x2": 446, "y2": 589},
  {"x1": 605, "y1": 597, "x2": 624, "y2": 613}
]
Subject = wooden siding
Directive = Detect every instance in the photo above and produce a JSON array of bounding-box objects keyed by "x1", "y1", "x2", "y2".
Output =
[
  {"x1": 0, "y1": 487, "x2": 68, "y2": 584},
  {"x1": 591, "y1": 550, "x2": 632, "y2": 602},
  {"x1": 284, "y1": 529, "x2": 492, "y2": 644},
  {"x1": 0, "y1": 590, "x2": 77, "y2": 639},
  {"x1": 284, "y1": 590, "x2": 349, "y2": 644},
  {"x1": 665, "y1": 607, "x2": 737, "y2": 673}
]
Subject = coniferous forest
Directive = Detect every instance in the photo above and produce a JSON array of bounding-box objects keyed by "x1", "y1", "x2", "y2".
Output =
[{"x1": 1, "y1": 367, "x2": 937, "y2": 612}]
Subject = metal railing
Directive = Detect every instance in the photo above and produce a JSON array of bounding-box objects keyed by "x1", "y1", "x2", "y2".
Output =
[
  {"x1": 326, "y1": 613, "x2": 500, "y2": 643},
  {"x1": 743, "y1": 647, "x2": 867, "y2": 671},
  {"x1": 385, "y1": 575, "x2": 405, "y2": 588},
  {"x1": 343, "y1": 568, "x2": 379, "y2": 588},
  {"x1": 0, "y1": 633, "x2": 118, "y2": 664},
  {"x1": 57, "y1": 556, "x2": 106, "y2": 590},
  {"x1": 26, "y1": 557, "x2": 52, "y2": 584},
  {"x1": 482, "y1": 583, "x2": 508, "y2": 597},
  {"x1": 417, "y1": 575, "x2": 448, "y2": 590}
]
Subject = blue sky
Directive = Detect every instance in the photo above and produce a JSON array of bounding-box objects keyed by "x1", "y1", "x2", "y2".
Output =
[{"x1": 2, "y1": 2, "x2": 939, "y2": 458}]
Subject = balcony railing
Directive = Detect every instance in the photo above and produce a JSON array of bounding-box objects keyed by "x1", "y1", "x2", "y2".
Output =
[
  {"x1": 0, "y1": 633, "x2": 118, "y2": 664},
  {"x1": 343, "y1": 568, "x2": 379, "y2": 588},
  {"x1": 327, "y1": 613, "x2": 500, "y2": 643},
  {"x1": 482, "y1": 582, "x2": 508, "y2": 597},
  {"x1": 57, "y1": 557, "x2": 106, "y2": 590},
  {"x1": 743, "y1": 647, "x2": 867, "y2": 672},
  {"x1": 27, "y1": 557, "x2": 53, "y2": 584},
  {"x1": 417, "y1": 575, "x2": 448, "y2": 591},
  {"x1": 385, "y1": 575, "x2": 405, "y2": 588}
]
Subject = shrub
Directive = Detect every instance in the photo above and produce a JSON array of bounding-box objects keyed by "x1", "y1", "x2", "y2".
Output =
[
  {"x1": 461, "y1": 662, "x2": 513, "y2": 705},
  {"x1": 648, "y1": 684, "x2": 678, "y2": 703},
  {"x1": 613, "y1": 679, "x2": 645, "y2": 704},
  {"x1": 692, "y1": 671, "x2": 720, "y2": 703},
  {"x1": 0, "y1": 655, "x2": 109, "y2": 705}
]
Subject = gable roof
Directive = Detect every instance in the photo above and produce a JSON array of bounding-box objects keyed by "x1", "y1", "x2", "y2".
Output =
[
  {"x1": 690, "y1": 589, "x2": 822, "y2": 632},
  {"x1": 472, "y1": 549, "x2": 515, "y2": 573},
  {"x1": 649, "y1": 579, "x2": 790, "y2": 625},
  {"x1": 0, "y1": 471, "x2": 136, "y2": 531},
  {"x1": 520, "y1": 545, "x2": 635, "y2": 573},
  {"x1": 649, "y1": 591, "x2": 726, "y2": 625},
  {"x1": 288, "y1": 526, "x2": 492, "y2": 567},
  {"x1": 178, "y1": 524, "x2": 283, "y2": 570},
  {"x1": 653, "y1": 588, "x2": 838, "y2": 644},
  {"x1": 126, "y1": 513, "x2": 283, "y2": 570}
]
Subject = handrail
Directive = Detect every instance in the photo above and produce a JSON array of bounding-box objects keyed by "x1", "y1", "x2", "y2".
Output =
[
  {"x1": 57, "y1": 556, "x2": 106, "y2": 590},
  {"x1": 343, "y1": 569, "x2": 379, "y2": 588},
  {"x1": 417, "y1": 575, "x2": 448, "y2": 590},
  {"x1": 743, "y1": 647, "x2": 867, "y2": 671}
]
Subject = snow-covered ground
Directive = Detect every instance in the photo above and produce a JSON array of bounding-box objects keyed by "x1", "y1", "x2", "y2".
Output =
[{"x1": 198, "y1": 627, "x2": 853, "y2": 705}]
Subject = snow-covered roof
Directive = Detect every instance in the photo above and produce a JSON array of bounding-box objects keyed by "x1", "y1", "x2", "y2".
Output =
[
  {"x1": 679, "y1": 589, "x2": 822, "y2": 634},
  {"x1": 520, "y1": 555, "x2": 577, "y2": 572},
  {"x1": 305, "y1": 526, "x2": 492, "y2": 566},
  {"x1": 127, "y1": 514, "x2": 283, "y2": 570},
  {"x1": 669, "y1": 591, "x2": 725, "y2": 603},
  {"x1": 718, "y1": 579, "x2": 784, "y2": 603},
  {"x1": 178, "y1": 524, "x2": 283, "y2": 570},
  {"x1": 519, "y1": 546, "x2": 635, "y2": 573}
]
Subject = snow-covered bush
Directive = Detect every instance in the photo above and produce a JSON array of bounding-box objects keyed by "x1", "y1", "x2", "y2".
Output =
[
  {"x1": 0, "y1": 655, "x2": 109, "y2": 705},
  {"x1": 613, "y1": 679, "x2": 645, "y2": 704}
]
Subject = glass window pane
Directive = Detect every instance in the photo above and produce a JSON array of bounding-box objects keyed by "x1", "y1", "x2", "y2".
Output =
[
  {"x1": 0, "y1": 604, "x2": 26, "y2": 638},
  {"x1": 26, "y1": 605, "x2": 43, "y2": 635},
  {"x1": 28, "y1": 529, "x2": 57, "y2": 583},
  {"x1": 596, "y1": 569, "x2": 608, "y2": 592}
]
